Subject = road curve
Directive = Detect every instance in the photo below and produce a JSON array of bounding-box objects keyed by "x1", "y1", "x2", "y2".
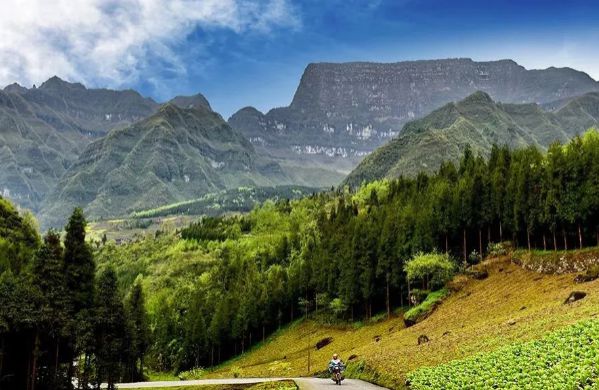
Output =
[
  {"x1": 112, "y1": 377, "x2": 389, "y2": 389},
  {"x1": 294, "y1": 378, "x2": 388, "y2": 389}
]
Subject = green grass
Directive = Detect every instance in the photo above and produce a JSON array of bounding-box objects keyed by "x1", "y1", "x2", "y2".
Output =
[
  {"x1": 145, "y1": 370, "x2": 180, "y2": 381},
  {"x1": 407, "y1": 318, "x2": 599, "y2": 389},
  {"x1": 403, "y1": 289, "x2": 449, "y2": 324}
]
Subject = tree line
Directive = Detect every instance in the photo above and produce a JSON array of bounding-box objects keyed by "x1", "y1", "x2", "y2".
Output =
[
  {"x1": 3, "y1": 129, "x2": 599, "y2": 382},
  {"x1": 0, "y1": 205, "x2": 149, "y2": 390},
  {"x1": 147, "y1": 129, "x2": 599, "y2": 374}
]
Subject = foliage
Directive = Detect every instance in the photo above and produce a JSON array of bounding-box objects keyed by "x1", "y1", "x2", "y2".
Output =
[
  {"x1": 0, "y1": 203, "x2": 150, "y2": 389},
  {"x1": 403, "y1": 289, "x2": 449, "y2": 324},
  {"x1": 209, "y1": 256, "x2": 599, "y2": 389},
  {"x1": 404, "y1": 253, "x2": 455, "y2": 291},
  {"x1": 131, "y1": 186, "x2": 319, "y2": 219},
  {"x1": 487, "y1": 242, "x2": 509, "y2": 257},
  {"x1": 407, "y1": 319, "x2": 599, "y2": 389},
  {"x1": 92, "y1": 128, "x2": 599, "y2": 376},
  {"x1": 345, "y1": 92, "x2": 599, "y2": 187}
]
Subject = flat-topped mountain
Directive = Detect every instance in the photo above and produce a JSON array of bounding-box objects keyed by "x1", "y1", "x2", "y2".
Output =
[
  {"x1": 40, "y1": 102, "x2": 289, "y2": 228},
  {"x1": 229, "y1": 58, "x2": 599, "y2": 183},
  {"x1": 344, "y1": 91, "x2": 599, "y2": 186}
]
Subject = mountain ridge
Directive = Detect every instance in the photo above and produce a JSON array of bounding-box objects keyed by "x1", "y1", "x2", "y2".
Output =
[
  {"x1": 40, "y1": 102, "x2": 290, "y2": 228},
  {"x1": 344, "y1": 91, "x2": 599, "y2": 186},
  {"x1": 229, "y1": 58, "x2": 599, "y2": 185}
]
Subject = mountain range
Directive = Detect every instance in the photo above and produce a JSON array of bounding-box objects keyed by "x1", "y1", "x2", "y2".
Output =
[
  {"x1": 40, "y1": 102, "x2": 289, "y2": 228},
  {"x1": 228, "y1": 58, "x2": 599, "y2": 180},
  {"x1": 0, "y1": 77, "x2": 157, "y2": 211},
  {"x1": 344, "y1": 91, "x2": 599, "y2": 186},
  {"x1": 1, "y1": 58, "x2": 599, "y2": 227}
]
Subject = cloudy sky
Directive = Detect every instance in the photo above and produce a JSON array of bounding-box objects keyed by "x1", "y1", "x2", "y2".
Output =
[{"x1": 1, "y1": 0, "x2": 598, "y2": 117}]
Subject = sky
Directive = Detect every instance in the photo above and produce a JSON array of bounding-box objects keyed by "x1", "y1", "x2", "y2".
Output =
[{"x1": 0, "y1": 0, "x2": 598, "y2": 118}]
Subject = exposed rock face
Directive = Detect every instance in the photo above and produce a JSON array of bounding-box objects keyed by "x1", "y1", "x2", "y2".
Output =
[
  {"x1": 229, "y1": 59, "x2": 599, "y2": 184},
  {"x1": 0, "y1": 76, "x2": 158, "y2": 211},
  {"x1": 345, "y1": 91, "x2": 599, "y2": 186}
]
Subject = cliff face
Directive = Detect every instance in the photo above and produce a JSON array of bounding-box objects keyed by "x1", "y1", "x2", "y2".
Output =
[
  {"x1": 229, "y1": 59, "x2": 599, "y2": 185},
  {"x1": 344, "y1": 91, "x2": 599, "y2": 187}
]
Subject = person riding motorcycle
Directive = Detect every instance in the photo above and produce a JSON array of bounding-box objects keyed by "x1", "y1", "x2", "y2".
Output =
[{"x1": 328, "y1": 353, "x2": 345, "y2": 384}]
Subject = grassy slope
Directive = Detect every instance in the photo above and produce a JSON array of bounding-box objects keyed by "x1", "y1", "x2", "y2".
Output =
[{"x1": 208, "y1": 256, "x2": 599, "y2": 388}]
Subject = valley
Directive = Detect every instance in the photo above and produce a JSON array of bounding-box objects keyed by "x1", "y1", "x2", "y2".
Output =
[
  {"x1": 2, "y1": 58, "x2": 599, "y2": 390},
  {"x1": 2, "y1": 58, "x2": 599, "y2": 230}
]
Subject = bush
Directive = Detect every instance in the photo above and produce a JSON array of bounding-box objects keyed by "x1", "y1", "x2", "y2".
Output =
[
  {"x1": 409, "y1": 288, "x2": 430, "y2": 305},
  {"x1": 487, "y1": 242, "x2": 509, "y2": 257},
  {"x1": 404, "y1": 252, "x2": 455, "y2": 290},
  {"x1": 403, "y1": 289, "x2": 449, "y2": 326},
  {"x1": 178, "y1": 367, "x2": 205, "y2": 380}
]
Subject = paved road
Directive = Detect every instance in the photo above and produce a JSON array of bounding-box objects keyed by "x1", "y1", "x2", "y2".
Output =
[
  {"x1": 294, "y1": 378, "x2": 388, "y2": 389},
  {"x1": 113, "y1": 377, "x2": 388, "y2": 389}
]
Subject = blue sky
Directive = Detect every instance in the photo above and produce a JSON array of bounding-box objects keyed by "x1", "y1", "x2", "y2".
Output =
[{"x1": 1, "y1": 0, "x2": 598, "y2": 117}]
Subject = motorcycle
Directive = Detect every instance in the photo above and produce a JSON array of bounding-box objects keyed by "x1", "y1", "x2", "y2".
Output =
[{"x1": 330, "y1": 363, "x2": 345, "y2": 385}]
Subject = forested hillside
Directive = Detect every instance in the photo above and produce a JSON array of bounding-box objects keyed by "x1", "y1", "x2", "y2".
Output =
[
  {"x1": 345, "y1": 91, "x2": 599, "y2": 186},
  {"x1": 3, "y1": 129, "x2": 599, "y2": 389},
  {"x1": 96, "y1": 129, "x2": 599, "y2": 375},
  {"x1": 0, "y1": 205, "x2": 149, "y2": 389}
]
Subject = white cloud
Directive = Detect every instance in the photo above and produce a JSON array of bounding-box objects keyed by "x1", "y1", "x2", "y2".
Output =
[{"x1": 0, "y1": 0, "x2": 300, "y2": 88}]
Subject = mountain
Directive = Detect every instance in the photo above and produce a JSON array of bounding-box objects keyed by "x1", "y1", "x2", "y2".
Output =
[
  {"x1": 0, "y1": 77, "x2": 158, "y2": 210},
  {"x1": 40, "y1": 102, "x2": 289, "y2": 228},
  {"x1": 229, "y1": 58, "x2": 599, "y2": 184},
  {"x1": 344, "y1": 91, "x2": 599, "y2": 186}
]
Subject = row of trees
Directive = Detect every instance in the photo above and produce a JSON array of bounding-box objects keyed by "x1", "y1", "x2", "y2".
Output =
[
  {"x1": 149, "y1": 130, "x2": 599, "y2": 373},
  {"x1": 0, "y1": 205, "x2": 149, "y2": 390},
  {"x1": 5, "y1": 130, "x2": 599, "y2": 381}
]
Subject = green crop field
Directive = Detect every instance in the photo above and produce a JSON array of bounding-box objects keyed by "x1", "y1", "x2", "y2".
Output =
[{"x1": 407, "y1": 319, "x2": 599, "y2": 389}]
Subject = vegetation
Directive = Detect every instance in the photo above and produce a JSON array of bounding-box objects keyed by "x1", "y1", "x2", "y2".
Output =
[
  {"x1": 0, "y1": 204, "x2": 149, "y2": 389},
  {"x1": 404, "y1": 253, "x2": 455, "y2": 291},
  {"x1": 91, "y1": 129, "x2": 599, "y2": 378},
  {"x1": 407, "y1": 319, "x2": 599, "y2": 389},
  {"x1": 403, "y1": 289, "x2": 449, "y2": 325},
  {"x1": 345, "y1": 91, "x2": 599, "y2": 186},
  {"x1": 5, "y1": 128, "x2": 599, "y2": 387},
  {"x1": 130, "y1": 186, "x2": 319, "y2": 219},
  {"x1": 125, "y1": 382, "x2": 297, "y2": 390},
  {"x1": 209, "y1": 256, "x2": 599, "y2": 388},
  {"x1": 40, "y1": 103, "x2": 293, "y2": 229}
]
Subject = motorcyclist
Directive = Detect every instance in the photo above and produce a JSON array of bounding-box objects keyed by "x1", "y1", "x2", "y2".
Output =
[{"x1": 328, "y1": 354, "x2": 345, "y2": 384}]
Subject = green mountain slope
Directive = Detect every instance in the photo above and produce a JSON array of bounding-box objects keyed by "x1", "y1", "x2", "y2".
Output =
[
  {"x1": 0, "y1": 77, "x2": 158, "y2": 210},
  {"x1": 40, "y1": 104, "x2": 289, "y2": 228},
  {"x1": 345, "y1": 91, "x2": 599, "y2": 186}
]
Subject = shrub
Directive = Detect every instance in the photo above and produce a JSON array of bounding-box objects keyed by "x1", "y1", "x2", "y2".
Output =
[
  {"x1": 178, "y1": 367, "x2": 205, "y2": 380},
  {"x1": 404, "y1": 252, "x2": 455, "y2": 290},
  {"x1": 403, "y1": 289, "x2": 449, "y2": 326},
  {"x1": 329, "y1": 298, "x2": 348, "y2": 318},
  {"x1": 487, "y1": 242, "x2": 509, "y2": 257}
]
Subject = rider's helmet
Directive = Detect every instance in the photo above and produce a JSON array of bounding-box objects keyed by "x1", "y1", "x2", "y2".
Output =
[{"x1": 333, "y1": 353, "x2": 339, "y2": 360}]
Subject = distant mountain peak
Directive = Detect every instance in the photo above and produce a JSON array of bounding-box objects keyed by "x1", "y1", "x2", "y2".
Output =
[
  {"x1": 459, "y1": 90, "x2": 494, "y2": 105},
  {"x1": 40, "y1": 75, "x2": 86, "y2": 91},
  {"x1": 168, "y1": 93, "x2": 211, "y2": 111},
  {"x1": 3, "y1": 82, "x2": 27, "y2": 94}
]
